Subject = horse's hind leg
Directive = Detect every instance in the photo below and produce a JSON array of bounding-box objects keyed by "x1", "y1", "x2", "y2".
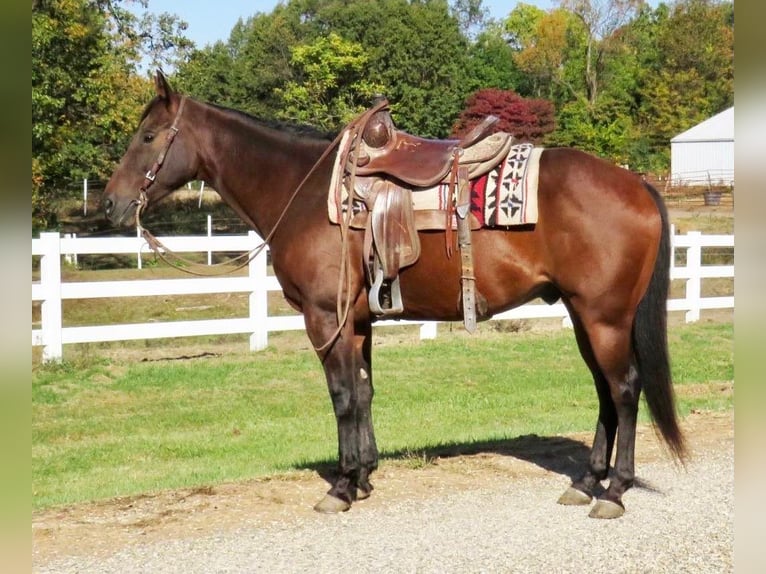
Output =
[
  {"x1": 558, "y1": 313, "x2": 617, "y2": 506},
  {"x1": 563, "y1": 307, "x2": 641, "y2": 519}
]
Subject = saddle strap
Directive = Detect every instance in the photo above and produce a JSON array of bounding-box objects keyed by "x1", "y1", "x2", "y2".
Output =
[
  {"x1": 445, "y1": 151, "x2": 464, "y2": 257},
  {"x1": 456, "y1": 166, "x2": 477, "y2": 332}
]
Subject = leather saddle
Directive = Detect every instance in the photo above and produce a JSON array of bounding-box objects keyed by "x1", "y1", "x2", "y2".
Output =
[
  {"x1": 355, "y1": 107, "x2": 512, "y2": 188},
  {"x1": 336, "y1": 98, "x2": 496, "y2": 325}
]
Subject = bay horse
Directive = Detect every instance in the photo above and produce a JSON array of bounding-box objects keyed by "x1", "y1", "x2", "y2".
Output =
[{"x1": 103, "y1": 72, "x2": 685, "y2": 519}]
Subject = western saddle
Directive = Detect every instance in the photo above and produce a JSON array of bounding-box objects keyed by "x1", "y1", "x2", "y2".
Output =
[{"x1": 335, "y1": 98, "x2": 512, "y2": 331}]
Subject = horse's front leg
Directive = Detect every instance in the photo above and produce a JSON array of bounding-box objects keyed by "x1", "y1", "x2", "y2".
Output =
[
  {"x1": 305, "y1": 307, "x2": 378, "y2": 513},
  {"x1": 353, "y1": 317, "x2": 377, "y2": 500}
]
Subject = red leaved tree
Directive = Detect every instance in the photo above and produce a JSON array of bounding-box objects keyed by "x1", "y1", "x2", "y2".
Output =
[{"x1": 451, "y1": 88, "x2": 555, "y2": 144}]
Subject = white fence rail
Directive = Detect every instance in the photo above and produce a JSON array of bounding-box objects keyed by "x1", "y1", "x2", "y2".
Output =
[{"x1": 32, "y1": 230, "x2": 734, "y2": 362}]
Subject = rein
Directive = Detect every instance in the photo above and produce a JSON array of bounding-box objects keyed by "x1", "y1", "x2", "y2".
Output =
[
  {"x1": 134, "y1": 96, "x2": 261, "y2": 276},
  {"x1": 134, "y1": 96, "x2": 332, "y2": 278},
  {"x1": 134, "y1": 96, "x2": 388, "y2": 351}
]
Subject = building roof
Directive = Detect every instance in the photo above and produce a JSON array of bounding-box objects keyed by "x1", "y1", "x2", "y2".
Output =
[{"x1": 671, "y1": 107, "x2": 733, "y2": 143}]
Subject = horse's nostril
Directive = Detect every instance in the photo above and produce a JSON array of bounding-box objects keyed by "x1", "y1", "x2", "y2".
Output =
[{"x1": 103, "y1": 197, "x2": 114, "y2": 215}]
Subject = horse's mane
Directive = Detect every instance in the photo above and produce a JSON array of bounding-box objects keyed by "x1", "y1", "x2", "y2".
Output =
[
  {"x1": 138, "y1": 96, "x2": 338, "y2": 143},
  {"x1": 208, "y1": 102, "x2": 338, "y2": 142}
]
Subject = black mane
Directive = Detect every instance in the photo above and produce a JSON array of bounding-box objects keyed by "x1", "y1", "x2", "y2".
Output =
[
  {"x1": 138, "y1": 96, "x2": 338, "y2": 142},
  {"x1": 209, "y1": 102, "x2": 338, "y2": 142}
]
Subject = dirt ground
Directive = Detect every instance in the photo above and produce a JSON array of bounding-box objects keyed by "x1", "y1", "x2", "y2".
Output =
[{"x1": 32, "y1": 410, "x2": 733, "y2": 567}]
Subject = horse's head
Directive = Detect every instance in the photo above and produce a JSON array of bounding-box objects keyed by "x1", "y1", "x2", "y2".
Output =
[{"x1": 103, "y1": 71, "x2": 199, "y2": 228}]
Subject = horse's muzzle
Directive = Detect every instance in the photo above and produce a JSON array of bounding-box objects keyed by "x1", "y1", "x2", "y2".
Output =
[{"x1": 102, "y1": 195, "x2": 137, "y2": 228}]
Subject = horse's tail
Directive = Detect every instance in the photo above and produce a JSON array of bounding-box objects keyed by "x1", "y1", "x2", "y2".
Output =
[{"x1": 633, "y1": 182, "x2": 686, "y2": 461}]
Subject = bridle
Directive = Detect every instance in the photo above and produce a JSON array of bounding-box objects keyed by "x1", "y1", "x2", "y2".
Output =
[
  {"x1": 134, "y1": 95, "x2": 187, "y2": 221},
  {"x1": 129, "y1": 95, "x2": 383, "y2": 352}
]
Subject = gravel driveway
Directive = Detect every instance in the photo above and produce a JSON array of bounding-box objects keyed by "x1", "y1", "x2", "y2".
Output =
[{"x1": 34, "y1": 412, "x2": 733, "y2": 574}]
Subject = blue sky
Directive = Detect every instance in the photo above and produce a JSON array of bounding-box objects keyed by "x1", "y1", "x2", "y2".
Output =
[{"x1": 136, "y1": 0, "x2": 557, "y2": 49}]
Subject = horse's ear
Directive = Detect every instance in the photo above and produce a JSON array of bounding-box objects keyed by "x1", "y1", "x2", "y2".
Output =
[{"x1": 154, "y1": 69, "x2": 174, "y2": 101}]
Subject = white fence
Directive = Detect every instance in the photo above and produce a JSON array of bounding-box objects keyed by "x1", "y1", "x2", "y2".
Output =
[{"x1": 32, "y1": 230, "x2": 734, "y2": 363}]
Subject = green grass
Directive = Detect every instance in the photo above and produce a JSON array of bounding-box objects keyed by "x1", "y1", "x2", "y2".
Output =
[{"x1": 32, "y1": 321, "x2": 733, "y2": 510}]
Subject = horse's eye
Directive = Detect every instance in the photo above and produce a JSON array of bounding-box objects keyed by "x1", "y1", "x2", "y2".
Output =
[{"x1": 143, "y1": 133, "x2": 155, "y2": 144}]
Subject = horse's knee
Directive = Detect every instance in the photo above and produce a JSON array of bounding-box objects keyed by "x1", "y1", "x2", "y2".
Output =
[{"x1": 329, "y1": 386, "x2": 354, "y2": 418}]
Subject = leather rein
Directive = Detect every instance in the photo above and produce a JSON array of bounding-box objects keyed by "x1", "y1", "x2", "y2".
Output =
[
  {"x1": 133, "y1": 96, "x2": 379, "y2": 352},
  {"x1": 134, "y1": 96, "x2": 339, "y2": 278}
]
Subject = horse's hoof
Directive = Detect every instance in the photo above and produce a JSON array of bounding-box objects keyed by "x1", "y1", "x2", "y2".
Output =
[
  {"x1": 588, "y1": 499, "x2": 625, "y2": 519},
  {"x1": 313, "y1": 494, "x2": 351, "y2": 514},
  {"x1": 356, "y1": 488, "x2": 371, "y2": 501},
  {"x1": 557, "y1": 486, "x2": 592, "y2": 506}
]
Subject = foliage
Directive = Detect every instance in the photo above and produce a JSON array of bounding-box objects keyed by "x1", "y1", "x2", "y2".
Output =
[
  {"x1": 32, "y1": 0, "x2": 190, "y2": 230},
  {"x1": 304, "y1": 0, "x2": 475, "y2": 137},
  {"x1": 32, "y1": 0, "x2": 734, "y2": 227},
  {"x1": 465, "y1": 23, "x2": 523, "y2": 92},
  {"x1": 276, "y1": 33, "x2": 385, "y2": 130},
  {"x1": 176, "y1": 6, "x2": 307, "y2": 118},
  {"x1": 637, "y1": 0, "x2": 734, "y2": 154},
  {"x1": 452, "y1": 89, "x2": 555, "y2": 143}
]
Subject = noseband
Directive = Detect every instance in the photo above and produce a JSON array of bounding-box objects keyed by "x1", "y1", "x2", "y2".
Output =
[{"x1": 136, "y1": 96, "x2": 187, "y2": 214}]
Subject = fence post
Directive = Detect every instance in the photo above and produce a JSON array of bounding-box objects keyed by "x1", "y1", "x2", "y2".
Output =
[
  {"x1": 249, "y1": 231, "x2": 268, "y2": 351},
  {"x1": 136, "y1": 227, "x2": 143, "y2": 269},
  {"x1": 39, "y1": 232, "x2": 63, "y2": 362},
  {"x1": 419, "y1": 322, "x2": 438, "y2": 339},
  {"x1": 207, "y1": 214, "x2": 212, "y2": 266},
  {"x1": 685, "y1": 231, "x2": 702, "y2": 322}
]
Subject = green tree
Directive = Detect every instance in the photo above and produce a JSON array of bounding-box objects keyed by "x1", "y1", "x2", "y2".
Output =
[
  {"x1": 32, "y1": 0, "x2": 191, "y2": 229},
  {"x1": 176, "y1": 0, "x2": 491, "y2": 136},
  {"x1": 506, "y1": 6, "x2": 586, "y2": 102},
  {"x1": 293, "y1": 0, "x2": 474, "y2": 137},
  {"x1": 276, "y1": 33, "x2": 385, "y2": 130},
  {"x1": 505, "y1": 1, "x2": 656, "y2": 165},
  {"x1": 465, "y1": 22, "x2": 523, "y2": 92},
  {"x1": 638, "y1": 0, "x2": 733, "y2": 153},
  {"x1": 559, "y1": 0, "x2": 643, "y2": 107}
]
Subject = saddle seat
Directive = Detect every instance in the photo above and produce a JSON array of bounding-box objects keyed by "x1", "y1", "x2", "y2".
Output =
[{"x1": 355, "y1": 108, "x2": 512, "y2": 188}]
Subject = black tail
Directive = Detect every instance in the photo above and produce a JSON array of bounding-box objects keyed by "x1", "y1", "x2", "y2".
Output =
[{"x1": 633, "y1": 183, "x2": 686, "y2": 461}]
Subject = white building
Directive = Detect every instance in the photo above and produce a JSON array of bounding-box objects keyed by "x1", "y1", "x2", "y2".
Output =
[{"x1": 670, "y1": 107, "x2": 733, "y2": 186}]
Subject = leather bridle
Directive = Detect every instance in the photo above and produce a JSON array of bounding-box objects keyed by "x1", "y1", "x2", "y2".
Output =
[{"x1": 135, "y1": 96, "x2": 187, "y2": 218}]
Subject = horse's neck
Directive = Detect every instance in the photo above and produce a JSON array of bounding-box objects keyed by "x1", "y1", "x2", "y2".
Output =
[{"x1": 194, "y1": 105, "x2": 330, "y2": 237}]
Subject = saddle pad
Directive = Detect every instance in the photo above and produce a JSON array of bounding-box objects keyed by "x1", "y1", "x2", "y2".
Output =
[
  {"x1": 483, "y1": 143, "x2": 542, "y2": 226},
  {"x1": 329, "y1": 141, "x2": 543, "y2": 228}
]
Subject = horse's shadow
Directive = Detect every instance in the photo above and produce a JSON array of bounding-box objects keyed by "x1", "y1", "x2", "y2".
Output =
[{"x1": 304, "y1": 433, "x2": 594, "y2": 490}]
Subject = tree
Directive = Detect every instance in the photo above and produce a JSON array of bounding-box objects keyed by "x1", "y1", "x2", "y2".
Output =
[
  {"x1": 300, "y1": 0, "x2": 474, "y2": 137},
  {"x1": 33, "y1": 0, "x2": 142, "y2": 228},
  {"x1": 32, "y1": 0, "x2": 191, "y2": 229},
  {"x1": 451, "y1": 88, "x2": 555, "y2": 143},
  {"x1": 506, "y1": 6, "x2": 586, "y2": 102},
  {"x1": 176, "y1": 0, "x2": 520, "y2": 137},
  {"x1": 638, "y1": 0, "x2": 733, "y2": 149},
  {"x1": 465, "y1": 22, "x2": 524, "y2": 92},
  {"x1": 276, "y1": 33, "x2": 385, "y2": 130},
  {"x1": 559, "y1": 0, "x2": 643, "y2": 107}
]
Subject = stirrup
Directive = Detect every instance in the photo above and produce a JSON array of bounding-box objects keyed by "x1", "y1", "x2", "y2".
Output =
[{"x1": 369, "y1": 269, "x2": 404, "y2": 316}]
